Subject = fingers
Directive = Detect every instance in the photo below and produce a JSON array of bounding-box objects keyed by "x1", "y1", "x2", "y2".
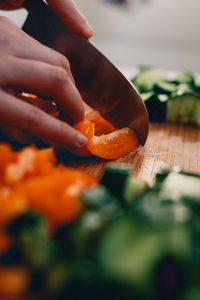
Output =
[
  {"x1": 0, "y1": 56, "x2": 84, "y2": 124},
  {"x1": 0, "y1": 18, "x2": 75, "y2": 84},
  {"x1": 46, "y1": 0, "x2": 94, "y2": 38},
  {"x1": 0, "y1": 90, "x2": 87, "y2": 149}
]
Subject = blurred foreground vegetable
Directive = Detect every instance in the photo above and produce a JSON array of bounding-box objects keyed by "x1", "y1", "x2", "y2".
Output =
[{"x1": 0, "y1": 153, "x2": 200, "y2": 299}]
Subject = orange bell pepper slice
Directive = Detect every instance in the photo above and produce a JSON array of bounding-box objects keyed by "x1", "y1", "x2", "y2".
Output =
[
  {"x1": 18, "y1": 168, "x2": 96, "y2": 228},
  {"x1": 85, "y1": 110, "x2": 117, "y2": 135},
  {"x1": 74, "y1": 117, "x2": 139, "y2": 159},
  {"x1": 0, "y1": 267, "x2": 30, "y2": 299},
  {"x1": 0, "y1": 188, "x2": 28, "y2": 229},
  {"x1": 0, "y1": 231, "x2": 12, "y2": 256}
]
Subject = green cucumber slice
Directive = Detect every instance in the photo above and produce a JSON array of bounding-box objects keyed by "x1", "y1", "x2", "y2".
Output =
[
  {"x1": 166, "y1": 94, "x2": 197, "y2": 124},
  {"x1": 100, "y1": 164, "x2": 133, "y2": 199},
  {"x1": 154, "y1": 81, "x2": 177, "y2": 94},
  {"x1": 175, "y1": 72, "x2": 195, "y2": 85},
  {"x1": 159, "y1": 172, "x2": 200, "y2": 203},
  {"x1": 134, "y1": 69, "x2": 168, "y2": 92},
  {"x1": 98, "y1": 216, "x2": 191, "y2": 294}
]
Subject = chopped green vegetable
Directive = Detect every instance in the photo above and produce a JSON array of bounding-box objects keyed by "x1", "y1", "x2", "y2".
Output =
[
  {"x1": 98, "y1": 215, "x2": 192, "y2": 295},
  {"x1": 8, "y1": 212, "x2": 60, "y2": 270},
  {"x1": 175, "y1": 72, "x2": 195, "y2": 85},
  {"x1": 100, "y1": 163, "x2": 133, "y2": 200},
  {"x1": 132, "y1": 68, "x2": 168, "y2": 92},
  {"x1": 124, "y1": 176, "x2": 148, "y2": 204},
  {"x1": 131, "y1": 66, "x2": 200, "y2": 126}
]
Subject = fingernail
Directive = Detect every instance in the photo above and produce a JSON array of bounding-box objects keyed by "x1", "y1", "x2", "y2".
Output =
[{"x1": 76, "y1": 133, "x2": 88, "y2": 148}]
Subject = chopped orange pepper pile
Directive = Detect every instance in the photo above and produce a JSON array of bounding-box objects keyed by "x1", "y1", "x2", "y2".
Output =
[{"x1": 0, "y1": 144, "x2": 96, "y2": 236}]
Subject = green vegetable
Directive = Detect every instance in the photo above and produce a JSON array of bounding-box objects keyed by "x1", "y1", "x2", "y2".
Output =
[
  {"x1": 98, "y1": 215, "x2": 192, "y2": 295},
  {"x1": 154, "y1": 81, "x2": 177, "y2": 94},
  {"x1": 159, "y1": 171, "x2": 200, "y2": 203},
  {"x1": 166, "y1": 94, "x2": 200, "y2": 125},
  {"x1": 175, "y1": 72, "x2": 195, "y2": 85},
  {"x1": 8, "y1": 212, "x2": 60, "y2": 270},
  {"x1": 131, "y1": 66, "x2": 200, "y2": 126},
  {"x1": 100, "y1": 163, "x2": 133, "y2": 200},
  {"x1": 132, "y1": 68, "x2": 168, "y2": 92},
  {"x1": 124, "y1": 176, "x2": 147, "y2": 204}
]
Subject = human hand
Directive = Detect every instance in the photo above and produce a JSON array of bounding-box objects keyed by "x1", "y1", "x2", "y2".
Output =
[
  {"x1": 0, "y1": 0, "x2": 94, "y2": 38},
  {"x1": 0, "y1": 16, "x2": 88, "y2": 150}
]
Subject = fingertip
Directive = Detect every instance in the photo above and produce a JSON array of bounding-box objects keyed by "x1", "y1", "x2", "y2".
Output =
[
  {"x1": 75, "y1": 132, "x2": 88, "y2": 148},
  {"x1": 83, "y1": 25, "x2": 94, "y2": 38},
  {"x1": 82, "y1": 20, "x2": 94, "y2": 38}
]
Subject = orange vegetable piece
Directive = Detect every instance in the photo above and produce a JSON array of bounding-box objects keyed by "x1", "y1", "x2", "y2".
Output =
[
  {"x1": 87, "y1": 127, "x2": 139, "y2": 159},
  {"x1": 0, "y1": 231, "x2": 11, "y2": 256},
  {"x1": 0, "y1": 266, "x2": 30, "y2": 299},
  {"x1": 0, "y1": 187, "x2": 28, "y2": 228},
  {"x1": 5, "y1": 147, "x2": 56, "y2": 185},
  {"x1": 0, "y1": 144, "x2": 97, "y2": 229},
  {"x1": 0, "y1": 144, "x2": 16, "y2": 182},
  {"x1": 85, "y1": 110, "x2": 117, "y2": 135},
  {"x1": 73, "y1": 120, "x2": 94, "y2": 156},
  {"x1": 18, "y1": 168, "x2": 96, "y2": 228},
  {"x1": 74, "y1": 119, "x2": 139, "y2": 159},
  {"x1": 93, "y1": 116, "x2": 117, "y2": 136}
]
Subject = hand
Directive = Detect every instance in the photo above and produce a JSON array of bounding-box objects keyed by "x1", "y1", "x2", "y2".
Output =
[
  {"x1": 0, "y1": 16, "x2": 88, "y2": 150},
  {"x1": 0, "y1": 0, "x2": 94, "y2": 38}
]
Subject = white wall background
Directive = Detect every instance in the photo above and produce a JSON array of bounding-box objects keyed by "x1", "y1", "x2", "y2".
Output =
[{"x1": 1, "y1": 0, "x2": 200, "y2": 72}]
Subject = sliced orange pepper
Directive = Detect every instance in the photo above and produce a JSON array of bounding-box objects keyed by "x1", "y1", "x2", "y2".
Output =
[
  {"x1": 88, "y1": 127, "x2": 139, "y2": 159},
  {"x1": 0, "y1": 144, "x2": 16, "y2": 182},
  {"x1": 74, "y1": 119, "x2": 139, "y2": 159},
  {"x1": 85, "y1": 110, "x2": 117, "y2": 135},
  {"x1": 0, "y1": 266, "x2": 30, "y2": 299},
  {"x1": 18, "y1": 168, "x2": 96, "y2": 228},
  {"x1": 0, "y1": 231, "x2": 12, "y2": 256},
  {"x1": 5, "y1": 147, "x2": 56, "y2": 185},
  {"x1": 73, "y1": 120, "x2": 94, "y2": 156},
  {"x1": 0, "y1": 187, "x2": 28, "y2": 228}
]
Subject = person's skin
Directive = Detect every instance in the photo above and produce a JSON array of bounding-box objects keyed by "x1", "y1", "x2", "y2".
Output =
[{"x1": 0, "y1": 0, "x2": 94, "y2": 151}]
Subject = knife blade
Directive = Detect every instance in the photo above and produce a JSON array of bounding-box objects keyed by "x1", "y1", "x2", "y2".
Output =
[{"x1": 22, "y1": 0, "x2": 149, "y2": 145}]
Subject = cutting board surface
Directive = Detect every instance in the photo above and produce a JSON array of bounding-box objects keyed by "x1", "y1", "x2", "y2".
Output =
[{"x1": 65, "y1": 123, "x2": 200, "y2": 185}]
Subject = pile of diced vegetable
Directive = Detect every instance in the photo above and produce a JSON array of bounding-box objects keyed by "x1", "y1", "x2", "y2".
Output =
[
  {"x1": 131, "y1": 66, "x2": 200, "y2": 126},
  {"x1": 1, "y1": 163, "x2": 200, "y2": 299}
]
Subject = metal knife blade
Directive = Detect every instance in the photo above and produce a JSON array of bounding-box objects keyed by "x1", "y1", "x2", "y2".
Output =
[{"x1": 22, "y1": 0, "x2": 149, "y2": 144}]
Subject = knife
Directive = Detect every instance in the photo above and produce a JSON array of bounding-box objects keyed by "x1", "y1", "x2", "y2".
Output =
[{"x1": 22, "y1": 0, "x2": 149, "y2": 145}]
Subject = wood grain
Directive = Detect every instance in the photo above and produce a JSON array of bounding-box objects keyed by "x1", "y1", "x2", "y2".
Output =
[{"x1": 65, "y1": 123, "x2": 200, "y2": 185}]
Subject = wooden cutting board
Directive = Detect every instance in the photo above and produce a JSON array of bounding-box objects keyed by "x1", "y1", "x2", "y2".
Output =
[{"x1": 65, "y1": 123, "x2": 200, "y2": 185}]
